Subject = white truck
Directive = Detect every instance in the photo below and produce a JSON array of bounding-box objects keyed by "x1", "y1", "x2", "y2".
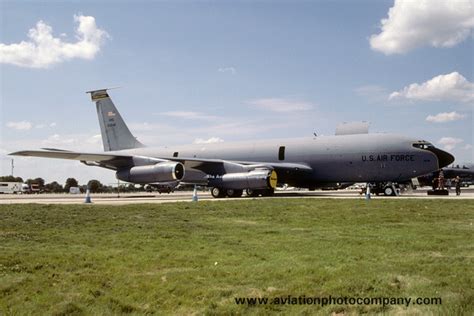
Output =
[
  {"x1": 0, "y1": 182, "x2": 23, "y2": 194},
  {"x1": 69, "y1": 187, "x2": 81, "y2": 194}
]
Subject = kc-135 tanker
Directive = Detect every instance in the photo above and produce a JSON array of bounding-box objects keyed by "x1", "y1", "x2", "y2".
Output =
[{"x1": 11, "y1": 89, "x2": 454, "y2": 198}]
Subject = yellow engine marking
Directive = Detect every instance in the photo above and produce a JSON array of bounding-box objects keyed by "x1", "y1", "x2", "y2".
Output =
[{"x1": 269, "y1": 170, "x2": 278, "y2": 188}]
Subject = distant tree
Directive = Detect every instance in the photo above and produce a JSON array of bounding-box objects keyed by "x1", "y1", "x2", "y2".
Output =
[
  {"x1": 102, "y1": 185, "x2": 114, "y2": 193},
  {"x1": 44, "y1": 181, "x2": 64, "y2": 193},
  {"x1": 87, "y1": 179, "x2": 104, "y2": 193},
  {"x1": 64, "y1": 178, "x2": 79, "y2": 193},
  {"x1": 0, "y1": 176, "x2": 24, "y2": 182},
  {"x1": 117, "y1": 184, "x2": 129, "y2": 193},
  {"x1": 34, "y1": 177, "x2": 45, "y2": 188},
  {"x1": 127, "y1": 183, "x2": 136, "y2": 192}
]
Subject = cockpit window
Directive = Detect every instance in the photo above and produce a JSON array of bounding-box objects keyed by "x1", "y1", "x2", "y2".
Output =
[{"x1": 412, "y1": 141, "x2": 434, "y2": 150}]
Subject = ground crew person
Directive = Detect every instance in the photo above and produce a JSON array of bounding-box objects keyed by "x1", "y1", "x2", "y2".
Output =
[
  {"x1": 454, "y1": 176, "x2": 461, "y2": 196},
  {"x1": 438, "y1": 170, "x2": 445, "y2": 190}
]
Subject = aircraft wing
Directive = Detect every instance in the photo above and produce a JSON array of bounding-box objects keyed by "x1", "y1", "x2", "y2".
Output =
[
  {"x1": 10, "y1": 149, "x2": 313, "y2": 180},
  {"x1": 11, "y1": 150, "x2": 126, "y2": 161},
  {"x1": 10, "y1": 150, "x2": 138, "y2": 170}
]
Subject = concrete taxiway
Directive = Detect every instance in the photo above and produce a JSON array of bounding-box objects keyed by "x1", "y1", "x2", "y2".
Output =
[{"x1": 0, "y1": 188, "x2": 473, "y2": 205}]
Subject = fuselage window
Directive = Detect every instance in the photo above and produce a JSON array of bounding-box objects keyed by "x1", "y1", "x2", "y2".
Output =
[
  {"x1": 278, "y1": 146, "x2": 285, "y2": 161},
  {"x1": 173, "y1": 152, "x2": 179, "y2": 157}
]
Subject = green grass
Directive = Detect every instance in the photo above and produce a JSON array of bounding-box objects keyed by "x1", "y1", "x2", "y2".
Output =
[{"x1": 0, "y1": 199, "x2": 473, "y2": 315}]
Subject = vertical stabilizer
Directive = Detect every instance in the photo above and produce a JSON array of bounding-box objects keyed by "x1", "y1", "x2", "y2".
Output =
[{"x1": 87, "y1": 89, "x2": 145, "y2": 152}]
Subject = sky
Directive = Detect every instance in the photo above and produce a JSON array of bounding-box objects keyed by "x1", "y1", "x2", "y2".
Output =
[{"x1": 1, "y1": 0, "x2": 473, "y2": 185}]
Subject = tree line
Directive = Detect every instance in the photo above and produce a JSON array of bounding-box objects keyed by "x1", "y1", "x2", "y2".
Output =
[{"x1": 0, "y1": 176, "x2": 147, "y2": 193}]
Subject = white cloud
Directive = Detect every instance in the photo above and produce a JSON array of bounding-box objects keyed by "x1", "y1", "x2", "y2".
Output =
[
  {"x1": 247, "y1": 98, "x2": 313, "y2": 112},
  {"x1": 6, "y1": 121, "x2": 33, "y2": 130},
  {"x1": 4, "y1": 132, "x2": 102, "y2": 152},
  {"x1": 370, "y1": 0, "x2": 474, "y2": 55},
  {"x1": 218, "y1": 67, "x2": 236, "y2": 74},
  {"x1": 42, "y1": 134, "x2": 76, "y2": 146},
  {"x1": 389, "y1": 72, "x2": 474, "y2": 103},
  {"x1": 463, "y1": 144, "x2": 473, "y2": 150},
  {"x1": 159, "y1": 111, "x2": 218, "y2": 121},
  {"x1": 128, "y1": 122, "x2": 158, "y2": 132},
  {"x1": 0, "y1": 14, "x2": 108, "y2": 68},
  {"x1": 7, "y1": 121, "x2": 58, "y2": 130},
  {"x1": 438, "y1": 137, "x2": 464, "y2": 151},
  {"x1": 86, "y1": 134, "x2": 102, "y2": 145},
  {"x1": 426, "y1": 111, "x2": 466, "y2": 123},
  {"x1": 193, "y1": 137, "x2": 224, "y2": 144}
]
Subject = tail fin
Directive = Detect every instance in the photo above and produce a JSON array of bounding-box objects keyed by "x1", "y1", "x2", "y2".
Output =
[{"x1": 87, "y1": 89, "x2": 145, "y2": 152}]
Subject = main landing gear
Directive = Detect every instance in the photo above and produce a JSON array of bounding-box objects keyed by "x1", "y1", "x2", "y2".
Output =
[
  {"x1": 210, "y1": 187, "x2": 274, "y2": 198},
  {"x1": 371, "y1": 182, "x2": 400, "y2": 196}
]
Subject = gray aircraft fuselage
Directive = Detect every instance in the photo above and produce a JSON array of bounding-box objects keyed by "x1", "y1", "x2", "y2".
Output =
[{"x1": 114, "y1": 133, "x2": 451, "y2": 188}]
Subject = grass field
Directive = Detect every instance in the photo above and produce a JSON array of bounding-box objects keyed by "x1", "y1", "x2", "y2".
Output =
[{"x1": 0, "y1": 199, "x2": 473, "y2": 315}]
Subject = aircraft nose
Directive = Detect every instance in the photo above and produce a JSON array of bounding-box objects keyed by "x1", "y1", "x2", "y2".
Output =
[{"x1": 429, "y1": 147, "x2": 455, "y2": 169}]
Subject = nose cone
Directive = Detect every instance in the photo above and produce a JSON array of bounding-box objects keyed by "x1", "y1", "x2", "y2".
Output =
[{"x1": 429, "y1": 147, "x2": 455, "y2": 169}]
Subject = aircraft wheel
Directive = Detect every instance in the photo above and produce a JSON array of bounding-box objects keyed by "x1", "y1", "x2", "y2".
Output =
[
  {"x1": 384, "y1": 186, "x2": 394, "y2": 196},
  {"x1": 246, "y1": 189, "x2": 259, "y2": 197},
  {"x1": 211, "y1": 187, "x2": 225, "y2": 198},
  {"x1": 226, "y1": 189, "x2": 243, "y2": 198}
]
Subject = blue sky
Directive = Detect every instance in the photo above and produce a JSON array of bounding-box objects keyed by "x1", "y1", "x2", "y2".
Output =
[{"x1": 1, "y1": 0, "x2": 473, "y2": 184}]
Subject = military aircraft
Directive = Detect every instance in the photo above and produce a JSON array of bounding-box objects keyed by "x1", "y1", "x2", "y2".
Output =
[
  {"x1": 10, "y1": 89, "x2": 454, "y2": 198},
  {"x1": 417, "y1": 162, "x2": 474, "y2": 188}
]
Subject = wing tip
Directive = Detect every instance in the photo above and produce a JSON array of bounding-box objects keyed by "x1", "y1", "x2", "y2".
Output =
[{"x1": 9, "y1": 151, "x2": 28, "y2": 156}]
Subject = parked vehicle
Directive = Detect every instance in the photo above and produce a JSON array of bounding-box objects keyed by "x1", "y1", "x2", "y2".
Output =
[
  {"x1": 0, "y1": 182, "x2": 22, "y2": 194},
  {"x1": 20, "y1": 183, "x2": 42, "y2": 194},
  {"x1": 69, "y1": 187, "x2": 81, "y2": 194}
]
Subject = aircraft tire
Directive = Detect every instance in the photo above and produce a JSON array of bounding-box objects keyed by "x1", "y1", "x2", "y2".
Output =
[
  {"x1": 211, "y1": 187, "x2": 226, "y2": 198},
  {"x1": 384, "y1": 186, "x2": 394, "y2": 196},
  {"x1": 226, "y1": 189, "x2": 243, "y2": 197}
]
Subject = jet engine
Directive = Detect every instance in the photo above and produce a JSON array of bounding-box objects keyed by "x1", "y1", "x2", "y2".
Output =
[
  {"x1": 208, "y1": 169, "x2": 277, "y2": 190},
  {"x1": 116, "y1": 161, "x2": 185, "y2": 184}
]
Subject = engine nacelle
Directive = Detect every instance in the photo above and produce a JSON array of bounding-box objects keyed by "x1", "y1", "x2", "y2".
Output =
[
  {"x1": 208, "y1": 169, "x2": 277, "y2": 190},
  {"x1": 116, "y1": 161, "x2": 185, "y2": 184}
]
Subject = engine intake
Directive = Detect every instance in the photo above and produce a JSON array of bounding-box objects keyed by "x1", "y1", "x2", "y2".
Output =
[
  {"x1": 116, "y1": 161, "x2": 185, "y2": 184},
  {"x1": 208, "y1": 169, "x2": 277, "y2": 190}
]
